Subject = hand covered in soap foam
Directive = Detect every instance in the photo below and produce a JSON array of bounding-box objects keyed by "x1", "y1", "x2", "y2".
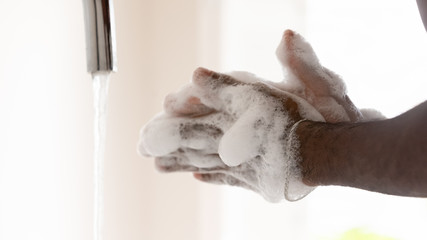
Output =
[{"x1": 138, "y1": 30, "x2": 365, "y2": 202}]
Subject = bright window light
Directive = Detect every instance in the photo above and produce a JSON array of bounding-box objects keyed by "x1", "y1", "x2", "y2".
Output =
[{"x1": 218, "y1": 1, "x2": 427, "y2": 239}]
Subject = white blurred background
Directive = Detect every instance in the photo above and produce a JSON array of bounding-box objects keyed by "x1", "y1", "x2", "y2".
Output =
[{"x1": 1, "y1": 0, "x2": 427, "y2": 240}]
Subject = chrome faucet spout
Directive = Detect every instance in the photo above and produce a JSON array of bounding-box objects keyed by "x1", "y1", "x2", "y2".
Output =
[{"x1": 83, "y1": 0, "x2": 117, "y2": 73}]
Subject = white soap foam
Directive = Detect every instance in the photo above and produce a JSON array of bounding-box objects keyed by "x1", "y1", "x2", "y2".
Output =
[
  {"x1": 139, "y1": 113, "x2": 181, "y2": 157},
  {"x1": 217, "y1": 74, "x2": 323, "y2": 201},
  {"x1": 139, "y1": 74, "x2": 326, "y2": 202},
  {"x1": 138, "y1": 30, "x2": 382, "y2": 202},
  {"x1": 360, "y1": 108, "x2": 386, "y2": 121}
]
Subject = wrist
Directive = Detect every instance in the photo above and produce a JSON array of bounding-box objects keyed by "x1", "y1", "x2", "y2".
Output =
[
  {"x1": 294, "y1": 120, "x2": 334, "y2": 187},
  {"x1": 283, "y1": 119, "x2": 316, "y2": 201}
]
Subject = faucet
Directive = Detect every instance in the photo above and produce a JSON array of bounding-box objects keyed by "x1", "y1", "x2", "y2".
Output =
[
  {"x1": 82, "y1": 0, "x2": 117, "y2": 73},
  {"x1": 82, "y1": 1, "x2": 117, "y2": 240}
]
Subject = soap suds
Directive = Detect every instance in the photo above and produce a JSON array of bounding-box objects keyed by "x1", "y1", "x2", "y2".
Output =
[
  {"x1": 138, "y1": 29, "x2": 383, "y2": 202},
  {"x1": 140, "y1": 77, "x2": 325, "y2": 202}
]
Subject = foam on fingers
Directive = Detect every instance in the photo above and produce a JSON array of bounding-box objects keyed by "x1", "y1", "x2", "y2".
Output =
[
  {"x1": 164, "y1": 84, "x2": 216, "y2": 117},
  {"x1": 139, "y1": 112, "x2": 225, "y2": 157},
  {"x1": 154, "y1": 156, "x2": 198, "y2": 172},
  {"x1": 138, "y1": 114, "x2": 181, "y2": 157},
  {"x1": 218, "y1": 108, "x2": 263, "y2": 167},
  {"x1": 139, "y1": 29, "x2": 383, "y2": 203},
  {"x1": 192, "y1": 67, "x2": 243, "y2": 92}
]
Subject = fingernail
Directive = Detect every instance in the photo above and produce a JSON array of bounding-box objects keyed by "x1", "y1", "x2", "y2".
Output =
[
  {"x1": 193, "y1": 173, "x2": 203, "y2": 180},
  {"x1": 193, "y1": 67, "x2": 220, "y2": 80}
]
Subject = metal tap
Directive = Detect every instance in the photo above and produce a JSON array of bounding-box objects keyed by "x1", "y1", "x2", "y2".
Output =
[{"x1": 82, "y1": 0, "x2": 117, "y2": 73}]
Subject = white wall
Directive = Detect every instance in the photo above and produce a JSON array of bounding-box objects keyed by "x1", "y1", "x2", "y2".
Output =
[
  {"x1": 0, "y1": 1, "x2": 93, "y2": 239},
  {"x1": 106, "y1": 1, "x2": 219, "y2": 239},
  {"x1": 0, "y1": 0, "x2": 218, "y2": 239}
]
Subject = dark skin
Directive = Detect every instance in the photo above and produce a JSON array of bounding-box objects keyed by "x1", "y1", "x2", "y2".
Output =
[
  {"x1": 295, "y1": 0, "x2": 427, "y2": 197},
  {"x1": 297, "y1": 101, "x2": 427, "y2": 197},
  {"x1": 418, "y1": 0, "x2": 427, "y2": 32}
]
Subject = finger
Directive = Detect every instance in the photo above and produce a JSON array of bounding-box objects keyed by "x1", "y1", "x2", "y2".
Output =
[
  {"x1": 192, "y1": 67, "x2": 243, "y2": 91},
  {"x1": 177, "y1": 113, "x2": 230, "y2": 154},
  {"x1": 321, "y1": 69, "x2": 363, "y2": 122},
  {"x1": 193, "y1": 172, "x2": 239, "y2": 185},
  {"x1": 138, "y1": 114, "x2": 181, "y2": 157},
  {"x1": 164, "y1": 85, "x2": 216, "y2": 117},
  {"x1": 139, "y1": 111, "x2": 227, "y2": 157},
  {"x1": 165, "y1": 68, "x2": 253, "y2": 118},
  {"x1": 155, "y1": 150, "x2": 227, "y2": 173},
  {"x1": 193, "y1": 172, "x2": 258, "y2": 192},
  {"x1": 218, "y1": 108, "x2": 267, "y2": 167},
  {"x1": 155, "y1": 157, "x2": 199, "y2": 172},
  {"x1": 193, "y1": 68, "x2": 290, "y2": 102},
  {"x1": 183, "y1": 150, "x2": 227, "y2": 169},
  {"x1": 277, "y1": 30, "x2": 331, "y2": 96},
  {"x1": 277, "y1": 30, "x2": 362, "y2": 122},
  {"x1": 192, "y1": 68, "x2": 296, "y2": 119},
  {"x1": 179, "y1": 121, "x2": 223, "y2": 152}
]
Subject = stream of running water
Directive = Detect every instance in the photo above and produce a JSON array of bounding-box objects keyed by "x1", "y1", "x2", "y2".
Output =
[{"x1": 92, "y1": 72, "x2": 110, "y2": 240}]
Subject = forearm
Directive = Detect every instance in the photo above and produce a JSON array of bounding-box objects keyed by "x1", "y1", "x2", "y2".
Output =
[
  {"x1": 418, "y1": 0, "x2": 427, "y2": 32},
  {"x1": 296, "y1": 101, "x2": 427, "y2": 197}
]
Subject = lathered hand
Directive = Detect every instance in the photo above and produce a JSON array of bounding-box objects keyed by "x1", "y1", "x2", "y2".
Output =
[{"x1": 139, "y1": 30, "x2": 364, "y2": 202}]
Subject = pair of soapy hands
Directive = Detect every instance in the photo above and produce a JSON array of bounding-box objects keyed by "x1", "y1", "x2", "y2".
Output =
[{"x1": 139, "y1": 30, "x2": 364, "y2": 202}]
